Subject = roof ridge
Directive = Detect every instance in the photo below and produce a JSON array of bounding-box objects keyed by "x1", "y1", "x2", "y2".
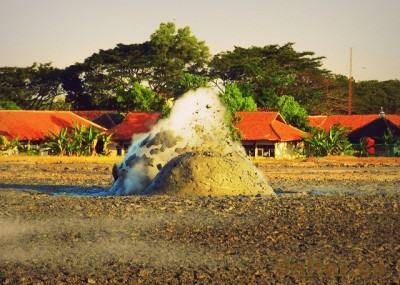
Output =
[
  {"x1": 70, "y1": 113, "x2": 107, "y2": 131},
  {"x1": 269, "y1": 120, "x2": 282, "y2": 140}
]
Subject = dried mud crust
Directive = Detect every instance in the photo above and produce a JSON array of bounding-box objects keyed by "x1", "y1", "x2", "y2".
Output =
[
  {"x1": 0, "y1": 157, "x2": 399, "y2": 283},
  {"x1": 0, "y1": 192, "x2": 399, "y2": 284}
]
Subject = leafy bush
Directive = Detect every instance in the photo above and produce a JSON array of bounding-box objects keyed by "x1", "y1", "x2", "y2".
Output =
[
  {"x1": 382, "y1": 129, "x2": 399, "y2": 157},
  {"x1": 0, "y1": 135, "x2": 20, "y2": 155},
  {"x1": 303, "y1": 124, "x2": 353, "y2": 157},
  {"x1": 46, "y1": 123, "x2": 113, "y2": 156},
  {"x1": 18, "y1": 141, "x2": 40, "y2": 155}
]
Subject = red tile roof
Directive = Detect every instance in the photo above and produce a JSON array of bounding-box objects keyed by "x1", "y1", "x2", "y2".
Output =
[
  {"x1": 0, "y1": 110, "x2": 106, "y2": 141},
  {"x1": 308, "y1": 115, "x2": 400, "y2": 132},
  {"x1": 386, "y1": 115, "x2": 400, "y2": 126},
  {"x1": 307, "y1": 116, "x2": 327, "y2": 128},
  {"x1": 73, "y1": 111, "x2": 111, "y2": 121},
  {"x1": 108, "y1": 112, "x2": 162, "y2": 141},
  {"x1": 236, "y1": 112, "x2": 306, "y2": 142}
]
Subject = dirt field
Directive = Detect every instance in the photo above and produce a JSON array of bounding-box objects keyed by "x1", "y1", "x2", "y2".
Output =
[{"x1": 0, "y1": 155, "x2": 399, "y2": 284}]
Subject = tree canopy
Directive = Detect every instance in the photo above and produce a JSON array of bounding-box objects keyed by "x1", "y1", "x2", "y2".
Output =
[
  {"x1": 0, "y1": 63, "x2": 63, "y2": 110},
  {"x1": 60, "y1": 22, "x2": 210, "y2": 111},
  {"x1": 0, "y1": 21, "x2": 399, "y2": 119}
]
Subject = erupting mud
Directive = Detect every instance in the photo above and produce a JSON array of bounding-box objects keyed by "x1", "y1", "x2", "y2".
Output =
[{"x1": 108, "y1": 88, "x2": 274, "y2": 196}]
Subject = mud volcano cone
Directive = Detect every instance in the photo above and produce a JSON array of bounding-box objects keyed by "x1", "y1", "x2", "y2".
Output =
[
  {"x1": 109, "y1": 88, "x2": 275, "y2": 196},
  {"x1": 144, "y1": 150, "x2": 273, "y2": 196}
]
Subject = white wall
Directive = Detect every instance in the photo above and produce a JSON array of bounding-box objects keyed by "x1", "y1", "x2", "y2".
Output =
[{"x1": 274, "y1": 142, "x2": 302, "y2": 159}]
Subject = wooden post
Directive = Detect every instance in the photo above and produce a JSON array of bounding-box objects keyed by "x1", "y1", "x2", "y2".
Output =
[{"x1": 348, "y1": 47, "x2": 353, "y2": 115}]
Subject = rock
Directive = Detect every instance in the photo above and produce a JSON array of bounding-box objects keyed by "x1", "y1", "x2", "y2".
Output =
[{"x1": 85, "y1": 277, "x2": 96, "y2": 284}]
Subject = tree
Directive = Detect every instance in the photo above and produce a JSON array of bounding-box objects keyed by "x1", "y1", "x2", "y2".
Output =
[
  {"x1": 276, "y1": 95, "x2": 309, "y2": 131},
  {"x1": 353, "y1": 80, "x2": 400, "y2": 114},
  {"x1": 173, "y1": 73, "x2": 210, "y2": 97},
  {"x1": 0, "y1": 135, "x2": 20, "y2": 155},
  {"x1": 116, "y1": 82, "x2": 165, "y2": 112},
  {"x1": 149, "y1": 22, "x2": 210, "y2": 98},
  {"x1": 219, "y1": 83, "x2": 257, "y2": 140},
  {"x1": 209, "y1": 43, "x2": 327, "y2": 107},
  {"x1": 61, "y1": 22, "x2": 210, "y2": 110},
  {"x1": 0, "y1": 63, "x2": 64, "y2": 110}
]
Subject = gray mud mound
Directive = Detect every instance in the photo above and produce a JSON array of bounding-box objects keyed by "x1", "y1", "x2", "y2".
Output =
[{"x1": 144, "y1": 151, "x2": 274, "y2": 196}]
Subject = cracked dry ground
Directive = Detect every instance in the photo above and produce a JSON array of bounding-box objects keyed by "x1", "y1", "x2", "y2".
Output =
[{"x1": 0, "y1": 157, "x2": 399, "y2": 284}]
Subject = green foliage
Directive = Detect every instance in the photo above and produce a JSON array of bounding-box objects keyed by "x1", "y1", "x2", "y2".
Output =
[
  {"x1": 61, "y1": 22, "x2": 210, "y2": 110},
  {"x1": 0, "y1": 136, "x2": 21, "y2": 156},
  {"x1": 357, "y1": 137, "x2": 370, "y2": 157},
  {"x1": 47, "y1": 127, "x2": 69, "y2": 156},
  {"x1": 354, "y1": 80, "x2": 400, "y2": 114},
  {"x1": 46, "y1": 123, "x2": 112, "y2": 156},
  {"x1": 303, "y1": 124, "x2": 353, "y2": 157},
  {"x1": 382, "y1": 129, "x2": 399, "y2": 157},
  {"x1": 0, "y1": 63, "x2": 63, "y2": 110},
  {"x1": 116, "y1": 82, "x2": 165, "y2": 112},
  {"x1": 220, "y1": 83, "x2": 257, "y2": 113},
  {"x1": 0, "y1": 136, "x2": 20, "y2": 155},
  {"x1": 2, "y1": 22, "x2": 400, "y2": 115},
  {"x1": 149, "y1": 22, "x2": 210, "y2": 98},
  {"x1": 173, "y1": 73, "x2": 210, "y2": 97},
  {"x1": 17, "y1": 141, "x2": 39, "y2": 155},
  {"x1": 0, "y1": 100, "x2": 21, "y2": 110},
  {"x1": 276, "y1": 95, "x2": 309, "y2": 131},
  {"x1": 209, "y1": 43, "x2": 330, "y2": 112},
  {"x1": 219, "y1": 83, "x2": 257, "y2": 140}
]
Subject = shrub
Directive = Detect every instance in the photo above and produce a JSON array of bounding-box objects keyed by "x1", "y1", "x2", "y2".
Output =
[
  {"x1": 303, "y1": 124, "x2": 353, "y2": 157},
  {"x1": 46, "y1": 123, "x2": 113, "y2": 156}
]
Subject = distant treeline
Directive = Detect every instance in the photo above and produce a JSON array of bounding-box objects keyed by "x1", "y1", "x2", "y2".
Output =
[{"x1": 1, "y1": 22, "x2": 399, "y2": 116}]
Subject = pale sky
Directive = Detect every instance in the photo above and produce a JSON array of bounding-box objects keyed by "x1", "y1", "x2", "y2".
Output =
[{"x1": 0, "y1": 0, "x2": 399, "y2": 81}]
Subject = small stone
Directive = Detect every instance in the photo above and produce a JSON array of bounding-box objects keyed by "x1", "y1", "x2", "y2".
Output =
[{"x1": 86, "y1": 278, "x2": 96, "y2": 284}]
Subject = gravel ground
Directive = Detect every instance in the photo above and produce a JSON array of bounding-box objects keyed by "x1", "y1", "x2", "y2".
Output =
[{"x1": 0, "y1": 157, "x2": 399, "y2": 284}]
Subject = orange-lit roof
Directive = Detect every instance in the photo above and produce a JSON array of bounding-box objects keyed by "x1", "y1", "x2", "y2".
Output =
[
  {"x1": 73, "y1": 111, "x2": 111, "y2": 121},
  {"x1": 236, "y1": 111, "x2": 305, "y2": 142},
  {"x1": 108, "y1": 112, "x2": 162, "y2": 141},
  {"x1": 386, "y1": 115, "x2": 400, "y2": 126},
  {"x1": 308, "y1": 114, "x2": 400, "y2": 132},
  {"x1": 0, "y1": 110, "x2": 106, "y2": 141}
]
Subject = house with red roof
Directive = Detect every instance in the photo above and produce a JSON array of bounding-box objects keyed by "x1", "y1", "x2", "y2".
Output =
[
  {"x1": 236, "y1": 112, "x2": 306, "y2": 159},
  {"x1": 0, "y1": 110, "x2": 106, "y2": 154},
  {"x1": 308, "y1": 111, "x2": 400, "y2": 156}
]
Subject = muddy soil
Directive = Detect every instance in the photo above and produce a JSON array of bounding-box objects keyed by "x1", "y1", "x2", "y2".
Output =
[{"x1": 0, "y1": 157, "x2": 399, "y2": 284}]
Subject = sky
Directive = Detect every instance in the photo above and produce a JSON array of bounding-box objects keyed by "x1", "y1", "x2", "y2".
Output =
[{"x1": 0, "y1": 0, "x2": 399, "y2": 81}]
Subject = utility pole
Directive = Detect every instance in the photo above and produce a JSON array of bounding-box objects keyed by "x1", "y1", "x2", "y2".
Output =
[{"x1": 348, "y1": 47, "x2": 353, "y2": 115}]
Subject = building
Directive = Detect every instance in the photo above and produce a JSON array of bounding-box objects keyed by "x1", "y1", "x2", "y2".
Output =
[
  {"x1": 0, "y1": 110, "x2": 106, "y2": 155},
  {"x1": 0, "y1": 110, "x2": 308, "y2": 159},
  {"x1": 308, "y1": 112, "x2": 400, "y2": 156},
  {"x1": 236, "y1": 112, "x2": 306, "y2": 159}
]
